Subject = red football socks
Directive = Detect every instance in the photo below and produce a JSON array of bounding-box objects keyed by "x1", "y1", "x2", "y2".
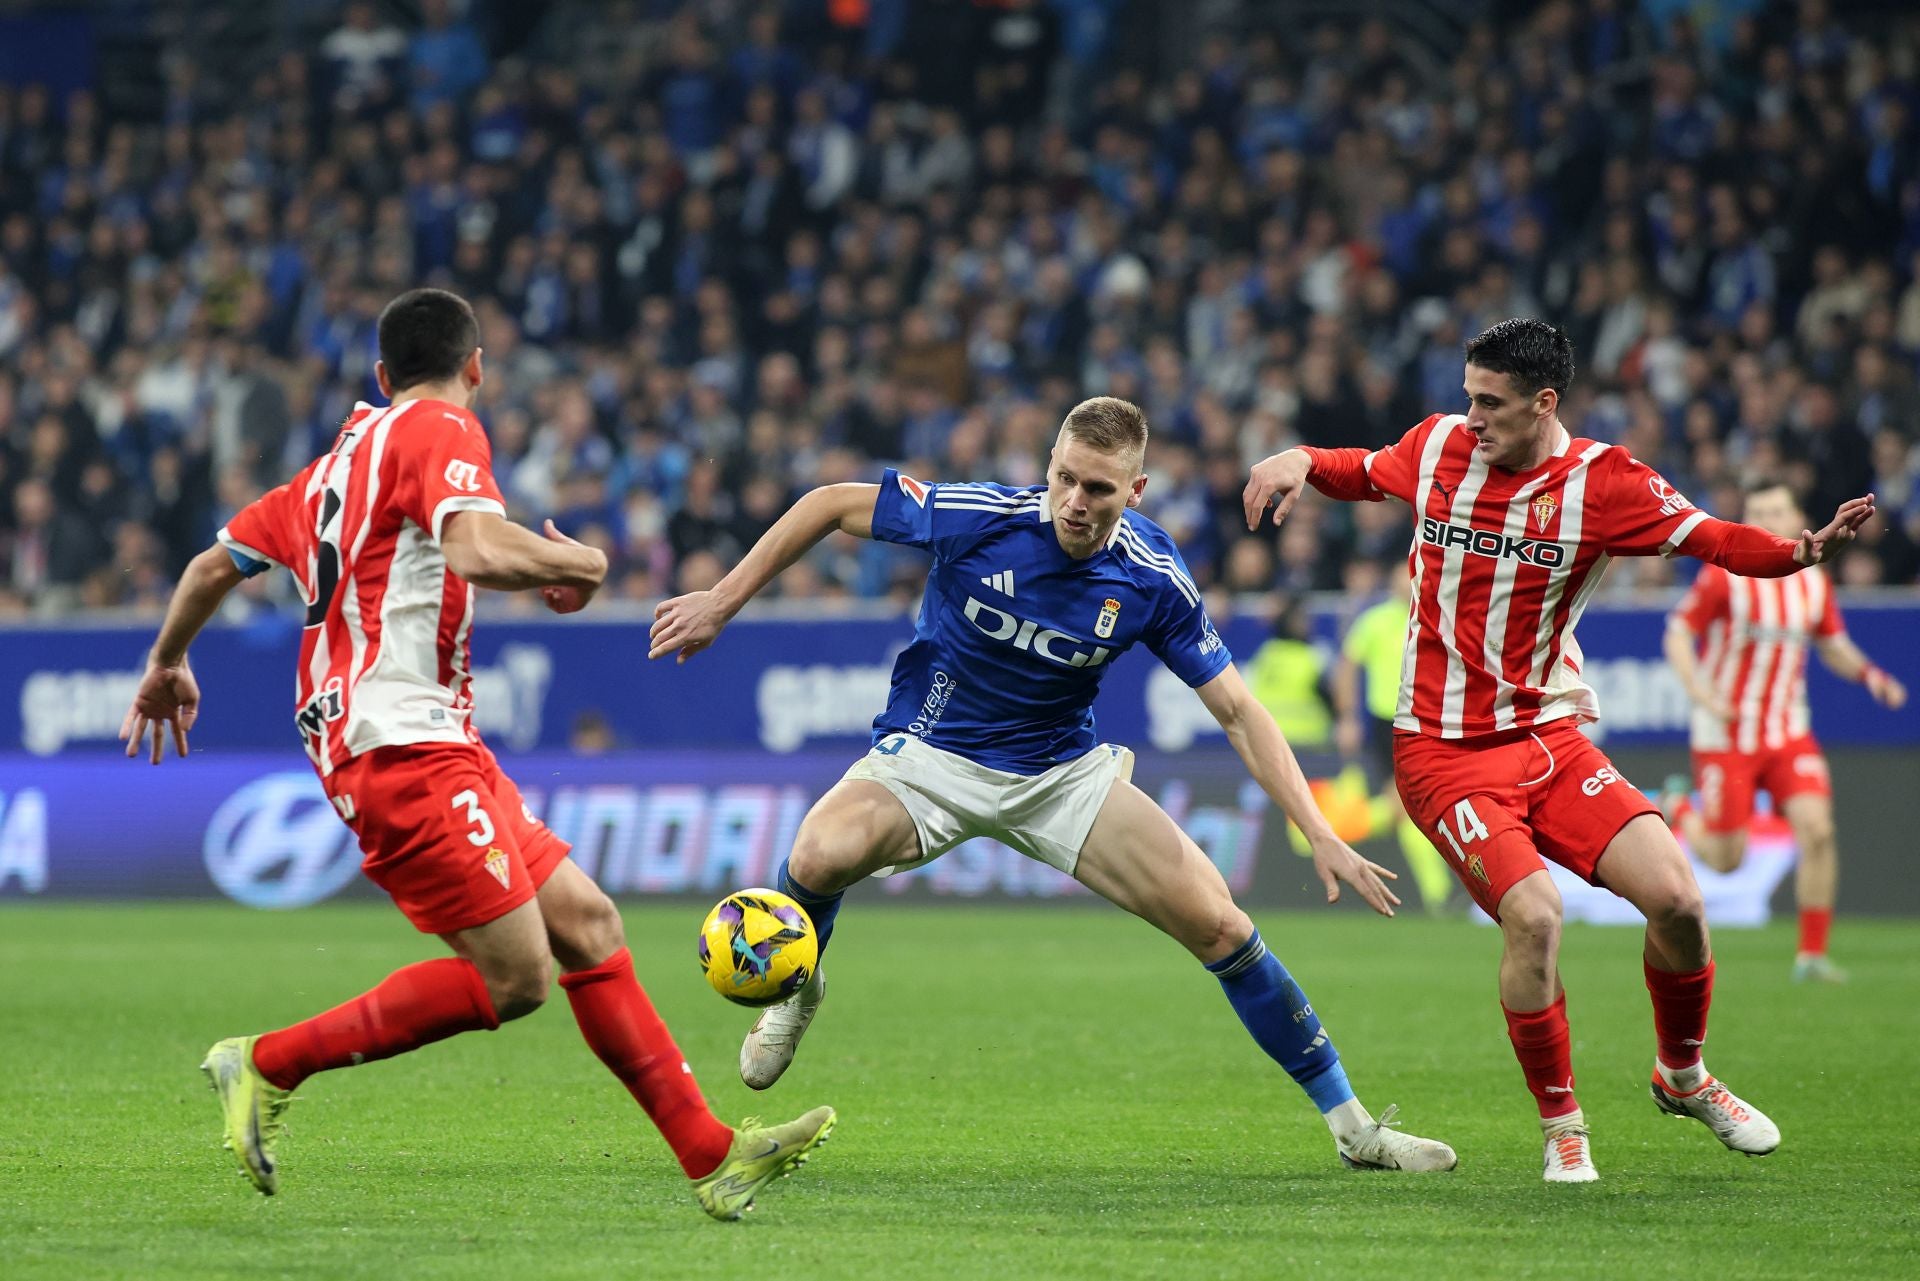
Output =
[
  {"x1": 252, "y1": 957, "x2": 499, "y2": 1091},
  {"x1": 560, "y1": 947, "x2": 733, "y2": 1179},
  {"x1": 1502, "y1": 993, "x2": 1580, "y2": 1120},
  {"x1": 1645, "y1": 958, "x2": 1714, "y2": 1070},
  {"x1": 1797, "y1": 907, "x2": 1832, "y2": 957}
]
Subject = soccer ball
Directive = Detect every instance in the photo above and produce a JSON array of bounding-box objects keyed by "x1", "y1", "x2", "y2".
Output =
[{"x1": 698, "y1": 889, "x2": 818, "y2": 1008}]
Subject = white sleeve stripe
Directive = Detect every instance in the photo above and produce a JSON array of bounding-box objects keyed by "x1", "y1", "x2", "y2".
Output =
[
  {"x1": 1363, "y1": 451, "x2": 1378, "y2": 476},
  {"x1": 1662, "y1": 509, "x2": 1712, "y2": 557},
  {"x1": 216, "y1": 528, "x2": 282, "y2": 570},
  {"x1": 432, "y1": 495, "x2": 507, "y2": 543},
  {"x1": 932, "y1": 499, "x2": 1044, "y2": 515},
  {"x1": 931, "y1": 489, "x2": 1040, "y2": 507},
  {"x1": 1114, "y1": 528, "x2": 1199, "y2": 605},
  {"x1": 1115, "y1": 525, "x2": 1200, "y2": 599}
]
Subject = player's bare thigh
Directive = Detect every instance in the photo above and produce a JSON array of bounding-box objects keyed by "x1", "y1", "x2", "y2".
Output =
[
  {"x1": 787, "y1": 778, "x2": 922, "y2": 894},
  {"x1": 1072, "y1": 779, "x2": 1252, "y2": 964},
  {"x1": 1593, "y1": 814, "x2": 1710, "y2": 967}
]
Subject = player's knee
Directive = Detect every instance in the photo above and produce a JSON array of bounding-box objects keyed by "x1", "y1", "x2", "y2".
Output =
[
  {"x1": 789, "y1": 819, "x2": 877, "y2": 893},
  {"x1": 573, "y1": 885, "x2": 626, "y2": 960},
  {"x1": 1196, "y1": 903, "x2": 1255, "y2": 963},
  {"x1": 481, "y1": 956, "x2": 553, "y2": 1022},
  {"x1": 1498, "y1": 884, "x2": 1562, "y2": 954},
  {"x1": 1642, "y1": 879, "x2": 1706, "y2": 938},
  {"x1": 1795, "y1": 815, "x2": 1836, "y2": 854}
]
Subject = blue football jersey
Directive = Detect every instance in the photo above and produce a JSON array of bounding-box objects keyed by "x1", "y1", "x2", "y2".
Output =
[{"x1": 868, "y1": 468, "x2": 1233, "y2": 774}]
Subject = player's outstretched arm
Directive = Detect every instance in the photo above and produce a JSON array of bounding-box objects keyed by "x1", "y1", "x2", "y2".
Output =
[
  {"x1": 441, "y1": 511, "x2": 607, "y2": 607},
  {"x1": 1677, "y1": 495, "x2": 1878, "y2": 576},
  {"x1": 649, "y1": 483, "x2": 879, "y2": 663},
  {"x1": 119, "y1": 543, "x2": 245, "y2": 764},
  {"x1": 1195, "y1": 664, "x2": 1401, "y2": 917},
  {"x1": 1814, "y1": 633, "x2": 1908, "y2": 709}
]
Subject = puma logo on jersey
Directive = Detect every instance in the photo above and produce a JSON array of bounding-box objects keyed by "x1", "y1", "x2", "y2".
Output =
[
  {"x1": 1421, "y1": 516, "x2": 1568, "y2": 567},
  {"x1": 443, "y1": 459, "x2": 483, "y2": 493},
  {"x1": 963, "y1": 596, "x2": 1112, "y2": 669}
]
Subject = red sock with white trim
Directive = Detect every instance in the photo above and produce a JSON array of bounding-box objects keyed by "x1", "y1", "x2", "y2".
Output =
[
  {"x1": 560, "y1": 947, "x2": 734, "y2": 1178},
  {"x1": 252, "y1": 957, "x2": 499, "y2": 1090},
  {"x1": 1502, "y1": 994, "x2": 1580, "y2": 1123}
]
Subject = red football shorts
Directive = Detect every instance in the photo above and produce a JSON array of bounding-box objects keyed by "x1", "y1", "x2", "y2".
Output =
[
  {"x1": 1691, "y1": 735, "x2": 1831, "y2": 834},
  {"x1": 1393, "y1": 720, "x2": 1660, "y2": 921},
  {"x1": 320, "y1": 741, "x2": 571, "y2": 934}
]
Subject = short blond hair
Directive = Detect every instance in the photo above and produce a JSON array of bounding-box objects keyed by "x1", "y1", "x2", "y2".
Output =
[{"x1": 1060, "y1": 396, "x2": 1149, "y2": 469}]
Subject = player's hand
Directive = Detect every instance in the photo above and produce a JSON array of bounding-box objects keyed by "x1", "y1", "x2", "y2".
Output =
[
  {"x1": 1334, "y1": 716, "x2": 1364, "y2": 760},
  {"x1": 1243, "y1": 449, "x2": 1312, "y2": 531},
  {"x1": 119, "y1": 659, "x2": 200, "y2": 765},
  {"x1": 1867, "y1": 667, "x2": 1907, "y2": 710},
  {"x1": 539, "y1": 520, "x2": 603, "y2": 614},
  {"x1": 1793, "y1": 494, "x2": 1875, "y2": 566},
  {"x1": 649, "y1": 590, "x2": 729, "y2": 663},
  {"x1": 1693, "y1": 690, "x2": 1733, "y2": 722},
  {"x1": 1308, "y1": 831, "x2": 1400, "y2": 917}
]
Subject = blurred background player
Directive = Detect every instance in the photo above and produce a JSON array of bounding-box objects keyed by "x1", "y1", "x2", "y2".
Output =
[
  {"x1": 651, "y1": 396, "x2": 1458, "y2": 1174},
  {"x1": 1243, "y1": 592, "x2": 1332, "y2": 751},
  {"x1": 118, "y1": 287, "x2": 831, "y2": 1219},
  {"x1": 1662, "y1": 479, "x2": 1909, "y2": 983},
  {"x1": 1330, "y1": 560, "x2": 1451, "y2": 912},
  {"x1": 1244, "y1": 318, "x2": 1876, "y2": 1183}
]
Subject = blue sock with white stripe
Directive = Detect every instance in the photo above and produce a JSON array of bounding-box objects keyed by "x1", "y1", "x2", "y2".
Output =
[
  {"x1": 1205, "y1": 929, "x2": 1355, "y2": 1113},
  {"x1": 776, "y1": 857, "x2": 844, "y2": 960}
]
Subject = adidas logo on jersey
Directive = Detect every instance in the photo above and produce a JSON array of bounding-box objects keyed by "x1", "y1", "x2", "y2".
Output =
[{"x1": 980, "y1": 570, "x2": 1016, "y2": 596}]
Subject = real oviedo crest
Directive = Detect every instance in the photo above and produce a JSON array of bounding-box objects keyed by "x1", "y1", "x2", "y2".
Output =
[{"x1": 1095, "y1": 597, "x2": 1121, "y2": 639}]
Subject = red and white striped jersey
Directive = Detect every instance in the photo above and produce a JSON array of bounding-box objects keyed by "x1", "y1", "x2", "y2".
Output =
[
  {"x1": 1307, "y1": 413, "x2": 1717, "y2": 739},
  {"x1": 1673, "y1": 565, "x2": 1842, "y2": 752},
  {"x1": 217, "y1": 399, "x2": 508, "y2": 774}
]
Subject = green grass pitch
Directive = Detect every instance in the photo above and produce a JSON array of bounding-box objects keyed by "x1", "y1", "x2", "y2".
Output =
[{"x1": 2, "y1": 902, "x2": 1915, "y2": 1280}]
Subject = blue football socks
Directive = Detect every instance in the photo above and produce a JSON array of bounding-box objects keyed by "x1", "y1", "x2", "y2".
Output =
[
  {"x1": 1205, "y1": 929, "x2": 1355, "y2": 1113},
  {"x1": 775, "y1": 856, "x2": 844, "y2": 959}
]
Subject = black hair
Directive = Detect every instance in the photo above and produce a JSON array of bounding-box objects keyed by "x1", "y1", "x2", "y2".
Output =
[
  {"x1": 1464, "y1": 317, "x2": 1575, "y2": 399},
  {"x1": 376, "y1": 288, "x2": 479, "y2": 390}
]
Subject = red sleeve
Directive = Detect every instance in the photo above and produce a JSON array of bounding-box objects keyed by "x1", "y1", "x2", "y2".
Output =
[
  {"x1": 1591, "y1": 448, "x2": 1717, "y2": 558},
  {"x1": 387, "y1": 404, "x2": 508, "y2": 542},
  {"x1": 1303, "y1": 414, "x2": 1438, "y2": 503},
  {"x1": 1673, "y1": 564, "x2": 1729, "y2": 633},
  {"x1": 1673, "y1": 517, "x2": 1802, "y2": 577},
  {"x1": 217, "y1": 478, "x2": 309, "y2": 577},
  {"x1": 1815, "y1": 575, "x2": 1844, "y2": 637}
]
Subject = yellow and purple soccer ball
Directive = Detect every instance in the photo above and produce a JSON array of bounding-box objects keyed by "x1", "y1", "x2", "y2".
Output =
[{"x1": 698, "y1": 889, "x2": 818, "y2": 1008}]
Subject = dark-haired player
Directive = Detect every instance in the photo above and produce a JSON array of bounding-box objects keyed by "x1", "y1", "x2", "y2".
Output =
[
  {"x1": 1661, "y1": 478, "x2": 1907, "y2": 982},
  {"x1": 1243, "y1": 318, "x2": 1875, "y2": 1182},
  {"x1": 119, "y1": 288, "x2": 833, "y2": 1218}
]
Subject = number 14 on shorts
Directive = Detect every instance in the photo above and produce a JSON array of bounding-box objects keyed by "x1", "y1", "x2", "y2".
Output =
[{"x1": 1435, "y1": 799, "x2": 1490, "y2": 867}]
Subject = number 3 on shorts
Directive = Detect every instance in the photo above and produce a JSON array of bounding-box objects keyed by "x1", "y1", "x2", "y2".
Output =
[
  {"x1": 451, "y1": 788, "x2": 496, "y2": 846},
  {"x1": 1434, "y1": 798, "x2": 1489, "y2": 865}
]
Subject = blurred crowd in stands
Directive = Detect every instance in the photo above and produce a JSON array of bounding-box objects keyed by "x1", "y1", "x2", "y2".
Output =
[{"x1": 2, "y1": 0, "x2": 1919, "y2": 621}]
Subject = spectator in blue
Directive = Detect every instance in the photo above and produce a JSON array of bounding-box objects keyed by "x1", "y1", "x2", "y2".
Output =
[{"x1": 409, "y1": 0, "x2": 489, "y2": 116}]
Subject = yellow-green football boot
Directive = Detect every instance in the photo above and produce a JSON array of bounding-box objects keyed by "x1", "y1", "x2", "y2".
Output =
[
  {"x1": 200, "y1": 1036, "x2": 294, "y2": 1195},
  {"x1": 692, "y1": 1106, "x2": 836, "y2": 1220}
]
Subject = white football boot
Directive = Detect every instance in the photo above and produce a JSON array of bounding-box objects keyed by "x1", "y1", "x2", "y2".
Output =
[
  {"x1": 740, "y1": 966, "x2": 826, "y2": 1090},
  {"x1": 1334, "y1": 1104, "x2": 1459, "y2": 1171},
  {"x1": 1650, "y1": 1067, "x2": 1781, "y2": 1155},
  {"x1": 1542, "y1": 1121, "x2": 1599, "y2": 1183}
]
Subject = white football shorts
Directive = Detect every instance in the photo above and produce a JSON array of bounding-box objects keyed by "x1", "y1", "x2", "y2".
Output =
[{"x1": 843, "y1": 733, "x2": 1136, "y2": 877}]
